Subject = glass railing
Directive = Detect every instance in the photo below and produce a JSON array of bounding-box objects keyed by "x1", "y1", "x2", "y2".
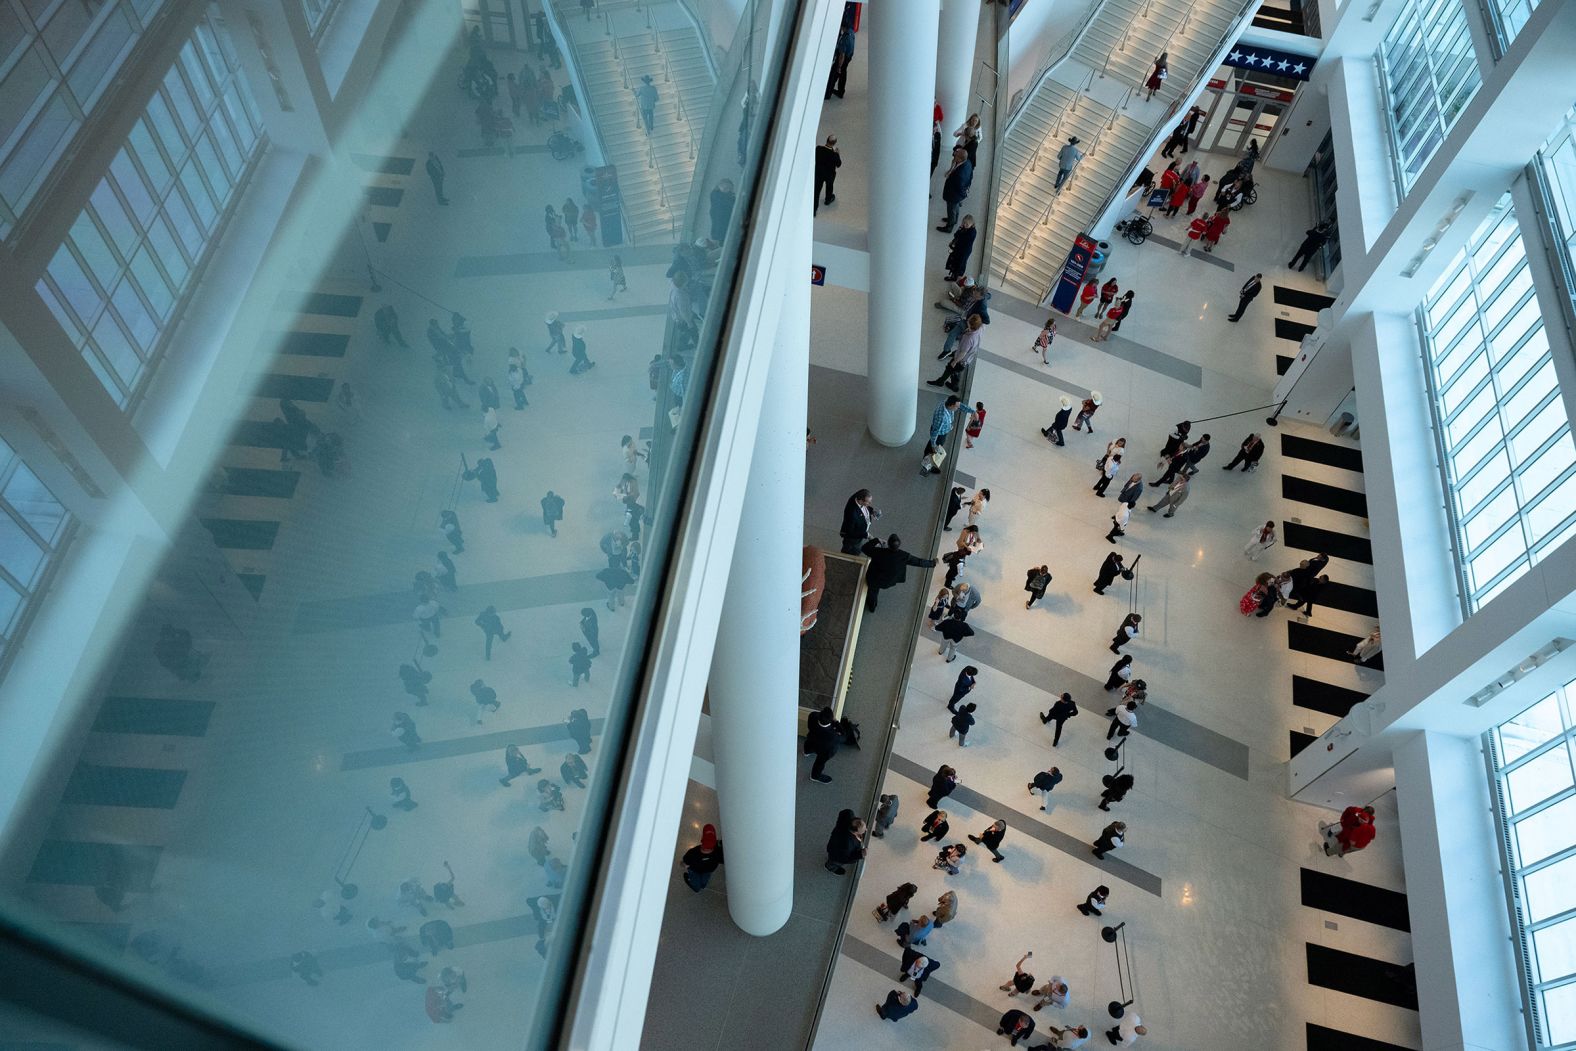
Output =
[{"x1": 0, "y1": 0, "x2": 792, "y2": 1046}]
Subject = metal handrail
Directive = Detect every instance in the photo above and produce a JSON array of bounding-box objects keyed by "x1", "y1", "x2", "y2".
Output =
[
  {"x1": 1033, "y1": 0, "x2": 1264, "y2": 302},
  {"x1": 1006, "y1": 0, "x2": 1107, "y2": 131}
]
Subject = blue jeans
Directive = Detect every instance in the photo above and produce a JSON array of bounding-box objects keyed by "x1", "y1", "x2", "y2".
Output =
[
  {"x1": 1055, "y1": 167, "x2": 1072, "y2": 190},
  {"x1": 683, "y1": 868, "x2": 711, "y2": 891}
]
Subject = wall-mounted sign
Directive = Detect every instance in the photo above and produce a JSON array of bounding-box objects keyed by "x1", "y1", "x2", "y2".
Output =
[
  {"x1": 811, "y1": 264, "x2": 826, "y2": 286},
  {"x1": 1223, "y1": 45, "x2": 1315, "y2": 81}
]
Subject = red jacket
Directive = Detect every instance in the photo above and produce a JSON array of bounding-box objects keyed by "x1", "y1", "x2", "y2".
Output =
[
  {"x1": 1160, "y1": 169, "x2": 1181, "y2": 192},
  {"x1": 1204, "y1": 212, "x2": 1230, "y2": 241},
  {"x1": 1099, "y1": 279, "x2": 1119, "y2": 302},
  {"x1": 1186, "y1": 217, "x2": 1208, "y2": 241},
  {"x1": 1338, "y1": 821, "x2": 1375, "y2": 851}
]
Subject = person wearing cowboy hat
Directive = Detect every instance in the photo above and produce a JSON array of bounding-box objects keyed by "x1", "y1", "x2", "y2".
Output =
[
  {"x1": 1041, "y1": 395, "x2": 1073, "y2": 445},
  {"x1": 569, "y1": 325, "x2": 595, "y2": 374},
  {"x1": 543, "y1": 311, "x2": 566, "y2": 353},
  {"x1": 1072, "y1": 391, "x2": 1102, "y2": 433},
  {"x1": 1054, "y1": 136, "x2": 1084, "y2": 192},
  {"x1": 634, "y1": 74, "x2": 658, "y2": 134}
]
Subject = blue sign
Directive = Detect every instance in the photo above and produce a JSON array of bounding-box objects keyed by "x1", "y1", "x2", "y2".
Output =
[
  {"x1": 1223, "y1": 45, "x2": 1314, "y2": 81},
  {"x1": 1050, "y1": 233, "x2": 1097, "y2": 314},
  {"x1": 1147, "y1": 188, "x2": 1169, "y2": 208}
]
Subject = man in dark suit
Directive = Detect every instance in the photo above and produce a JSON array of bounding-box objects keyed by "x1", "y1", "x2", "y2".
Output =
[
  {"x1": 814, "y1": 135, "x2": 841, "y2": 214},
  {"x1": 840, "y1": 488, "x2": 878, "y2": 554},
  {"x1": 862, "y1": 534, "x2": 937, "y2": 612},
  {"x1": 938, "y1": 146, "x2": 973, "y2": 231}
]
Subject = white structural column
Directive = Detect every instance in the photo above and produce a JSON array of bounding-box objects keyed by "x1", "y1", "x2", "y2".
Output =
[
  {"x1": 935, "y1": 0, "x2": 981, "y2": 139},
  {"x1": 707, "y1": 173, "x2": 812, "y2": 936},
  {"x1": 867, "y1": 0, "x2": 942, "y2": 446}
]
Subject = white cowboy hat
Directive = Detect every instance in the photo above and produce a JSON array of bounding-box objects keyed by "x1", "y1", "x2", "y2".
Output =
[
  {"x1": 545, "y1": 311, "x2": 559, "y2": 323},
  {"x1": 1090, "y1": 390, "x2": 1104, "y2": 405},
  {"x1": 574, "y1": 326, "x2": 587, "y2": 338},
  {"x1": 1059, "y1": 395, "x2": 1072, "y2": 409}
]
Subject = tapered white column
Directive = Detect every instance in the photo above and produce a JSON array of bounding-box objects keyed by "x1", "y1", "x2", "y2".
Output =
[
  {"x1": 867, "y1": 0, "x2": 942, "y2": 446},
  {"x1": 935, "y1": 0, "x2": 980, "y2": 139},
  {"x1": 707, "y1": 172, "x2": 811, "y2": 937}
]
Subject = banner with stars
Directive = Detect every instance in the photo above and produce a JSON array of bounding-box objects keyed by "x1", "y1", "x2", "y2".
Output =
[{"x1": 1223, "y1": 45, "x2": 1314, "y2": 81}]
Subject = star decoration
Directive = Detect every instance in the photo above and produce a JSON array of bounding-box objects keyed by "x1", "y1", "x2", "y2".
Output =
[
  {"x1": 1277, "y1": 59, "x2": 1291, "y2": 70},
  {"x1": 1229, "y1": 49, "x2": 1243, "y2": 61},
  {"x1": 1292, "y1": 62, "x2": 1307, "y2": 74}
]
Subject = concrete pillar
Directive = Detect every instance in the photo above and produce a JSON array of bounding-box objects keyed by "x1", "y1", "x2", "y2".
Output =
[
  {"x1": 867, "y1": 0, "x2": 941, "y2": 446},
  {"x1": 214, "y1": 0, "x2": 333, "y2": 156},
  {"x1": 935, "y1": 0, "x2": 980, "y2": 136},
  {"x1": 707, "y1": 171, "x2": 811, "y2": 937}
]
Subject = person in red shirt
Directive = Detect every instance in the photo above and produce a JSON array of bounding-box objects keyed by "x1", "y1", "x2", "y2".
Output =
[
  {"x1": 1164, "y1": 179, "x2": 1189, "y2": 217},
  {"x1": 1203, "y1": 209, "x2": 1231, "y2": 252},
  {"x1": 1074, "y1": 278, "x2": 1100, "y2": 318},
  {"x1": 1095, "y1": 278, "x2": 1120, "y2": 318},
  {"x1": 1322, "y1": 805, "x2": 1376, "y2": 856}
]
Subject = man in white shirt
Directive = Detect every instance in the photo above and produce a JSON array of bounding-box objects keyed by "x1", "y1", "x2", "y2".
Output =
[
  {"x1": 1106, "y1": 1011, "x2": 1147, "y2": 1045},
  {"x1": 1045, "y1": 1023, "x2": 1090, "y2": 1047},
  {"x1": 1032, "y1": 976, "x2": 1071, "y2": 1011}
]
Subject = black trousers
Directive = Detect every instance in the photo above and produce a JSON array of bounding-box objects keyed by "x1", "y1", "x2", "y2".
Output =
[
  {"x1": 1290, "y1": 244, "x2": 1319, "y2": 270},
  {"x1": 1094, "y1": 473, "x2": 1114, "y2": 495},
  {"x1": 814, "y1": 172, "x2": 835, "y2": 210},
  {"x1": 1051, "y1": 717, "x2": 1068, "y2": 746},
  {"x1": 1228, "y1": 292, "x2": 1256, "y2": 320},
  {"x1": 1222, "y1": 450, "x2": 1256, "y2": 471}
]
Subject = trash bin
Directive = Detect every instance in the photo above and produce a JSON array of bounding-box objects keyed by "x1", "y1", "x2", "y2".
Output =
[{"x1": 1088, "y1": 240, "x2": 1111, "y2": 277}]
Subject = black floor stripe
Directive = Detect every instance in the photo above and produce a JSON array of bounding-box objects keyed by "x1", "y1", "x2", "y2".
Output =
[
  {"x1": 1288, "y1": 622, "x2": 1384, "y2": 670},
  {"x1": 1309, "y1": 581, "x2": 1379, "y2": 618},
  {"x1": 200, "y1": 518, "x2": 280, "y2": 551},
  {"x1": 1301, "y1": 869, "x2": 1410, "y2": 931},
  {"x1": 27, "y1": 841, "x2": 161, "y2": 889},
  {"x1": 374, "y1": 221, "x2": 392, "y2": 243},
  {"x1": 1273, "y1": 286, "x2": 1336, "y2": 311},
  {"x1": 349, "y1": 153, "x2": 415, "y2": 175},
  {"x1": 1283, "y1": 476, "x2": 1369, "y2": 518},
  {"x1": 1281, "y1": 434, "x2": 1364, "y2": 472},
  {"x1": 239, "y1": 573, "x2": 266, "y2": 600},
  {"x1": 61, "y1": 764, "x2": 187, "y2": 809},
  {"x1": 1282, "y1": 522, "x2": 1372, "y2": 564},
  {"x1": 363, "y1": 186, "x2": 404, "y2": 207},
  {"x1": 69, "y1": 922, "x2": 132, "y2": 951},
  {"x1": 228, "y1": 420, "x2": 287, "y2": 449},
  {"x1": 1290, "y1": 730, "x2": 1316, "y2": 757},
  {"x1": 1276, "y1": 317, "x2": 1318, "y2": 342},
  {"x1": 1292, "y1": 676, "x2": 1368, "y2": 717},
  {"x1": 255, "y1": 374, "x2": 334, "y2": 402},
  {"x1": 1306, "y1": 944, "x2": 1417, "y2": 1010},
  {"x1": 1277, "y1": 354, "x2": 1292, "y2": 375},
  {"x1": 276, "y1": 331, "x2": 349, "y2": 357},
  {"x1": 278, "y1": 292, "x2": 363, "y2": 318},
  {"x1": 1306, "y1": 1022, "x2": 1413, "y2": 1051},
  {"x1": 221, "y1": 467, "x2": 300, "y2": 498},
  {"x1": 93, "y1": 697, "x2": 215, "y2": 737}
]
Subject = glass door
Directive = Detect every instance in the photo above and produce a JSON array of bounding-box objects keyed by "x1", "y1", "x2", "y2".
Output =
[{"x1": 478, "y1": 0, "x2": 519, "y2": 48}]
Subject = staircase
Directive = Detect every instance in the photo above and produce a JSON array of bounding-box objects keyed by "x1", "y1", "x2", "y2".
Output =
[
  {"x1": 989, "y1": 0, "x2": 1252, "y2": 302},
  {"x1": 550, "y1": 0, "x2": 716, "y2": 244}
]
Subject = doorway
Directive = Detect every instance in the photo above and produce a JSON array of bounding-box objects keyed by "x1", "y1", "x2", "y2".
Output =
[
  {"x1": 1197, "y1": 67, "x2": 1300, "y2": 159},
  {"x1": 461, "y1": 0, "x2": 523, "y2": 48}
]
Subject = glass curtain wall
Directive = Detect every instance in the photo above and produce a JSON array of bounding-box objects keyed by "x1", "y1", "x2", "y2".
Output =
[
  {"x1": 1377, "y1": 0, "x2": 1482, "y2": 191},
  {"x1": 1536, "y1": 107, "x2": 1576, "y2": 315},
  {"x1": 34, "y1": 6, "x2": 266, "y2": 407},
  {"x1": 0, "y1": 438, "x2": 72, "y2": 677},
  {"x1": 0, "y1": 0, "x2": 170, "y2": 238},
  {"x1": 1482, "y1": 0, "x2": 1541, "y2": 54},
  {"x1": 1420, "y1": 194, "x2": 1576, "y2": 611},
  {"x1": 1489, "y1": 680, "x2": 1576, "y2": 1049},
  {"x1": 0, "y1": 0, "x2": 791, "y2": 1048}
]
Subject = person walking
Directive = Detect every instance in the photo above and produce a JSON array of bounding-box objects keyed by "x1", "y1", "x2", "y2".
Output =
[
  {"x1": 1286, "y1": 574, "x2": 1330, "y2": 619},
  {"x1": 1091, "y1": 820, "x2": 1126, "y2": 859},
  {"x1": 499, "y1": 744, "x2": 541, "y2": 786},
  {"x1": 1106, "y1": 701, "x2": 1138, "y2": 739},
  {"x1": 1054, "y1": 136, "x2": 1084, "y2": 192},
  {"x1": 578, "y1": 607, "x2": 600, "y2": 658},
  {"x1": 680, "y1": 825, "x2": 724, "y2": 891},
  {"x1": 1107, "y1": 1012, "x2": 1148, "y2": 1045},
  {"x1": 634, "y1": 74, "x2": 658, "y2": 134},
  {"x1": 565, "y1": 707, "x2": 594, "y2": 754},
  {"x1": 1028, "y1": 766, "x2": 1063, "y2": 809},
  {"x1": 824, "y1": 811, "x2": 866, "y2": 875},
  {"x1": 862, "y1": 534, "x2": 937, "y2": 612},
  {"x1": 1040, "y1": 693, "x2": 1078, "y2": 745},
  {"x1": 1072, "y1": 392, "x2": 1102, "y2": 433},
  {"x1": 826, "y1": 21, "x2": 856, "y2": 98},
  {"x1": 1093, "y1": 447, "x2": 1123, "y2": 495},
  {"x1": 936, "y1": 612, "x2": 974, "y2": 662},
  {"x1": 875, "y1": 989, "x2": 918, "y2": 1022},
  {"x1": 873, "y1": 793, "x2": 900, "y2": 839},
  {"x1": 1142, "y1": 52, "x2": 1167, "y2": 100},
  {"x1": 1110, "y1": 613, "x2": 1141, "y2": 653},
  {"x1": 425, "y1": 151, "x2": 448, "y2": 205},
  {"x1": 1348, "y1": 627, "x2": 1383, "y2": 664},
  {"x1": 919, "y1": 809, "x2": 951, "y2": 843},
  {"x1": 999, "y1": 1008, "x2": 1037, "y2": 1046},
  {"x1": 898, "y1": 946, "x2": 942, "y2": 996},
  {"x1": 1146, "y1": 474, "x2": 1190, "y2": 518},
  {"x1": 1222, "y1": 432, "x2": 1266, "y2": 471},
  {"x1": 1202, "y1": 208, "x2": 1230, "y2": 252},
  {"x1": 608, "y1": 255, "x2": 627, "y2": 299},
  {"x1": 803, "y1": 705, "x2": 841, "y2": 784},
  {"x1": 1104, "y1": 657, "x2": 1134, "y2": 694},
  {"x1": 814, "y1": 135, "x2": 841, "y2": 213},
  {"x1": 374, "y1": 304, "x2": 410, "y2": 347},
  {"x1": 1024, "y1": 565, "x2": 1052, "y2": 608},
  {"x1": 946, "y1": 665, "x2": 978, "y2": 712},
  {"x1": 1098, "y1": 771, "x2": 1135, "y2": 811},
  {"x1": 1289, "y1": 221, "x2": 1332, "y2": 271},
  {"x1": 1161, "y1": 119, "x2": 1189, "y2": 157},
  {"x1": 948, "y1": 702, "x2": 977, "y2": 746},
  {"x1": 927, "y1": 314, "x2": 982, "y2": 390},
  {"x1": 569, "y1": 326, "x2": 595, "y2": 374},
  {"x1": 1181, "y1": 434, "x2": 1212, "y2": 475},
  {"x1": 933, "y1": 889, "x2": 958, "y2": 928},
  {"x1": 469, "y1": 679, "x2": 500, "y2": 723},
  {"x1": 1034, "y1": 317, "x2": 1057, "y2": 364},
  {"x1": 926, "y1": 764, "x2": 958, "y2": 808},
  {"x1": 1078, "y1": 885, "x2": 1110, "y2": 917},
  {"x1": 1092, "y1": 551, "x2": 1126, "y2": 594},
  {"x1": 474, "y1": 605, "x2": 511, "y2": 659},
  {"x1": 840, "y1": 488, "x2": 879, "y2": 554},
  {"x1": 1042, "y1": 396, "x2": 1074, "y2": 445},
  {"x1": 1244, "y1": 521, "x2": 1277, "y2": 561},
  {"x1": 1227, "y1": 273, "x2": 1263, "y2": 322},
  {"x1": 540, "y1": 490, "x2": 565, "y2": 537},
  {"x1": 398, "y1": 662, "x2": 431, "y2": 706},
  {"x1": 569, "y1": 643, "x2": 593, "y2": 686},
  {"x1": 969, "y1": 818, "x2": 1007, "y2": 862},
  {"x1": 938, "y1": 146, "x2": 974, "y2": 231},
  {"x1": 945, "y1": 216, "x2": 977, "y2": 280},
  {"x1": 1106, "y1": 501, "x2": 1131, "y2": 543}
]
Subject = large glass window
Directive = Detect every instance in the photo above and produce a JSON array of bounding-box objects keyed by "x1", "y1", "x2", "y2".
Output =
[
  {"x1": 33, "y1": 5, "x2": 264, "y2": 407},
  {"x1": 1484, "y1": 0, "x2": 1541, "y2": 53},
  {"x1": 1491, "y1": 680, "x2": 1576, "y2": 1048},
  {"x1": 1377, "y1": 0, "x2": 1482, "y2": 191},
  {"x1": 1421, "y1": 195, "x2": 1576, "y2": 611},
  {"x1": 0, "y1": 437, "x2": 72, "y2": 677},
  {"x1": 0, "y1": 0, "x2": 167, "y2": 238},
  {"x1": 1537, "y1": 107, "x2": 1576, "y2": 316}
]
